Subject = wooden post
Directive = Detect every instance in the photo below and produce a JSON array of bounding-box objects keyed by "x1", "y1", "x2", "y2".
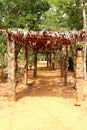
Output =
[
  {"x1": 81, "y1": 0, "x2": 87, "y2": 78},
  {"x1": 60, "y1": 51, "x2": 63, "y2": 77},
  {"x1": 52, "y1": 52, "x2": 56, "y2": 70},
  {"x1": 54, "y1": 50, "x2": 58, "y2": 69},
  {"x1": 33, "y1": 51, "x2": 37, "y2": 77},
  {"x1": 83, "y1": 38, "x2": 87, "y2": 78},
  {"x1": 54, "y1": 52, "x2": 56, "y2": 69},
  {"x1": 24, "y1": 45, "x2": 28, "y2": 85},
  {"x1": 60, "y1": 47, "x2": 64, "y2": 77},
  {"x1": 49, "y1": 53, "x2": 52, "y2": 67},
  {"x1": 75, "y1": 50, "x2": 84, "y2": 106},
  {"x1": 47, "y1": 53, "x2": 49, "y2": 68},
  {"x1": 55, "y1": 50, "x2": 58, "y2": 69},
  {"x1": 64, "y1": 45, "x2": 68, "y2": 86},
  {"x1": 7, "y1": 39, "x2": 16, "y2": 101}
]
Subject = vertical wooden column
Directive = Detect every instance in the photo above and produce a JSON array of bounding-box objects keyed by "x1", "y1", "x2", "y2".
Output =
[
  {"x1": 8, "y1": 39, "x2": 16, "y2": 101},
  {"x1": 33, "y1": 51, "x2": 37, "y2": 77},
  {"x1": 60, "y1": 50, "x2": 64, "y2": 77},
  {"x1": 47, "y1": 53, "x2": 49, "y2": 68},
  {"x1": 64, "y1": 45, "x2": 68, "y2": 86},
  {"x1": 55, "y1": 50, "x2": 58, "y2": 69},
  {"x1": 75, "y1": 50, "x2": 84, "y2": 106},
  {"x1": 54, "y1": 50, "x2": 58, "y2": 69},
  {"x1": 60, "y1": 46, "x2": 65, "y2": 77},
  {"x1": 83, "y1": 39, "x2": 87, "y2": 78},
  {"x1": 49, "y1": 53, "x2": 52, "y2": 67},
  {"x1": 24, "y1": 45, "x2": 28, "y2": 85},
  {"x1": 54, "y1": 52, "x2": 56, "y2": 69},
  {"x1": 52, "y1": 52, "x2": 56, "y2": 70}
]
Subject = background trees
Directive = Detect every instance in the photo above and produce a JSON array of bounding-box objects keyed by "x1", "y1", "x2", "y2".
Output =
[
  {"x1": 1, "y1": 0, "x2": 87, "y2": 31},
  {"x1": 0, "y1": 0, "x2": 50, "y2": 30},
  {"x1": 1, "y1": 0, "x2": 86, "y2": 31}
]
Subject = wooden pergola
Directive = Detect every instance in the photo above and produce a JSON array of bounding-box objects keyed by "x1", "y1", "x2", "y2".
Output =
[{"x1": 0, "y1": 29, "x2": 86, "y2": 105}]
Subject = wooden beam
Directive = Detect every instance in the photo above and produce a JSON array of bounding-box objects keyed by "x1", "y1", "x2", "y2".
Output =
[{"x1": 7, "y1": 39, "x2": 16, "y2": 101}]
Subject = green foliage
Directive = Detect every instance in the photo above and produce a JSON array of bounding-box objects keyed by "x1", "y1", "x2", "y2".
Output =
[
  {"x1": 0, "y1": 0, "x2": 86, "y2": 31},
  {"x1": 43, "y1": 0, "x2": 85, "y2": 30},
  {"x1": 76, "y1": 42, "x2": 84, "y2": 50},
  {"x1": 0, "y1": 0, "x2": 50, "y2": 30},
  {"x1": 0, "y1": 34, "x2": 7, "y2": 67},
  {"x1": 64, "y1": 0, "x2": 83, "y2": 30}
]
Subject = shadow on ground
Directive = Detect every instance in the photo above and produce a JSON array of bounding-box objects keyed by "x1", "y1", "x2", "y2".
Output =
[{"x1": 16, "y1": 67, "x2": 76, "y2": 101}]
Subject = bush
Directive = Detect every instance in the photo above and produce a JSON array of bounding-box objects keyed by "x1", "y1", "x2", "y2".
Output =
[{"x1": 76, "y1": 42, "x2": 83, "y2": 51}]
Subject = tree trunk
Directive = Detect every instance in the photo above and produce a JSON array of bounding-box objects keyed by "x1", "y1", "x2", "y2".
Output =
[{"x1": 81, "y1": 0, "x2": 87, "y2": 29}]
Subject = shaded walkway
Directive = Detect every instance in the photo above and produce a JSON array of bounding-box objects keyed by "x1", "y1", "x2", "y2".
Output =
[{"x1": 16, "y1": 61, "x2": 76, "y2": 100}]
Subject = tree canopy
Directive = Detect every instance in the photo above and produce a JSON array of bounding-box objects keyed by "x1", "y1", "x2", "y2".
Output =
[
  {"x1": 0, "y1": 0, "x2": 87, "y2": 31},
  {"x1": 0, "y1": 0, "x2": 50, "y2": 30}
]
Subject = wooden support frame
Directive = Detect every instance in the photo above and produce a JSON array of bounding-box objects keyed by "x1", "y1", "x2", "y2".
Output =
[
  {"x1": 7, "y1": 39, "x2": 16, "y2": 101},
  {"x1": 2, "y1": 28, "x2": 87, "y2": 104}
]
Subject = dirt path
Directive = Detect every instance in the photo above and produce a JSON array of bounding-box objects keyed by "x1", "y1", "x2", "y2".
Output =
[{"x1": 0, "y1": 61, "x2": 87, "y2": 130}]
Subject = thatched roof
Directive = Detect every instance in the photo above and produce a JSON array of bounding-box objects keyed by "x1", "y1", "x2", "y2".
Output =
[{"x1": 0, "y1": 29, "x2": 86, "y2": 51}]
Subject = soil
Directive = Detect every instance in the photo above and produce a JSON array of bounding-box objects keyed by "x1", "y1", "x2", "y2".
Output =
[{"x1": 0, "y1": 61, "x2": 87, "y2": 130}]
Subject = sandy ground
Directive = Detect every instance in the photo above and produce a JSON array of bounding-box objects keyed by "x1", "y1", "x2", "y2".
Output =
[{"x1": 0, "y1": 61, "x2": 87, "y2": 130}]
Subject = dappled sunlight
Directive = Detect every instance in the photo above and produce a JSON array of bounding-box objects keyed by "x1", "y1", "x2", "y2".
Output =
[{"x1": 16, "y1": 61, "x2": 76, "y2": 101}]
